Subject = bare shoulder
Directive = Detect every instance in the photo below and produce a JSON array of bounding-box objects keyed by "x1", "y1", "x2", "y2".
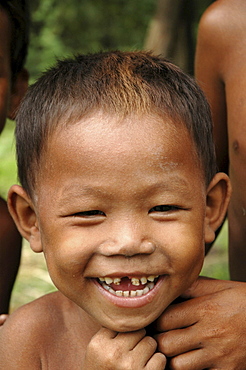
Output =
[
  {"x1": 0, "y1": 291, "x2": 70, "y2": 337},
  {"x1": 199, "y1": 0, "x2": 246, "y2": 41},
  {"x1": 0, "y1": 292, "x2": 100, "y2": 369},
  {"x1": 0, "y1": 292, "x2": 69, "y2": 368},
  {"x1": 196, "y1": 0, "x2": 246, "y2": 78}
]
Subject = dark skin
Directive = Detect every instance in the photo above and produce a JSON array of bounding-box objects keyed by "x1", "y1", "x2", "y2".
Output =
[
  {"x1": 195, "y1": 0, "x2": 246, "y2": 282},
  {"x1": 155, "y1": 277, "x2": 246, "y2": 369},
  {"x1": 0, "y1": 199, "x2": 22, "y2": 313},
  {"x1": 154, "y1": 2, "x2": 246, "y2": 368},
  {"x1": 0, "y1": 8, "x2": 28, "y2": 315}
]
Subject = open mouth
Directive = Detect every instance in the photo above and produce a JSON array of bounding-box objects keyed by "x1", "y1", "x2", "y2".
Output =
[{"x1": 97, "y1": 275, "x2": 159, "y2": 297}]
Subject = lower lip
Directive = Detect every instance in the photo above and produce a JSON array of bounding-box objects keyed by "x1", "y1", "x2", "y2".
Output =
[{"x1": 93, "y1": 276, "x2": 165, "y2": 308}]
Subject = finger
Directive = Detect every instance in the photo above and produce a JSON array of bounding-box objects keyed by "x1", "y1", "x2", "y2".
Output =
[
  {"x1": 145, "y1": 352, "x2": 167, "y2": 370},
  {"x1": 168, "y1": 349, "x2": 212, "y2": 370},
  {"x1": 156, "y1": 300, "x2": 199, "y2": 332},
  {"x1": 115, "y1": 329, "x2": 146, "y2": 351},
  {"x1": 156, "y1": 326, "x2": 202, "y2": 357},
  {"x1": 181, "y1": 276, "x2": 241, "y2": 299},
  {"x1": 132, "y1": 335, "x2": 158, "y2": 360},
  {"x1": 99, "y1": 327, "x2": 119, "y2": 339}
]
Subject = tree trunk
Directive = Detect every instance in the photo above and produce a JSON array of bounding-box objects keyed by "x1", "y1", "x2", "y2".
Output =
[{"x1": 144, "y1": 0, "x2": 196, "y2": 74}]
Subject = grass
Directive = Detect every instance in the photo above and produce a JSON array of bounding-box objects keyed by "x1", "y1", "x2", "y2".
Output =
[
  {"x1": 0, "y1": 121, "x2": 18, "y2": 198},
  {"x1": 11, "y1": 241, "x2": 56, "y2": 310},
  {"x1": 0, "y1": 121, "x2": 229, "y2": 313}
]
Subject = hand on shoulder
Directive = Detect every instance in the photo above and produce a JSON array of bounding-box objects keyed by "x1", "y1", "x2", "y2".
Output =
[{"x1": 155, "y1": 277, "x2": 246, "y2": 369}]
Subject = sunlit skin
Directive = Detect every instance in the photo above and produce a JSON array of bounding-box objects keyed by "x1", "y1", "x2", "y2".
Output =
[{"x1": 24, "y1": 112, "x2": 209, "y2": 332}]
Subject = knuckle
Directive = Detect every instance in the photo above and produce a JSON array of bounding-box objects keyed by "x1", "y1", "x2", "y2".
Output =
[
  {"x1": 156, "y1": 333, "x2": 175, "y2": 357},
  {"x1": 168, "y1": 356, "x2": 186, "y2": 370},
  {"x1": 144, "y1": 335, "x2": 158, "y2": 351}
]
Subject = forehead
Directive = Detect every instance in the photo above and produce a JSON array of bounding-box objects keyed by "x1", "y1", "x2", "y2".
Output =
[
  {"x1": 36, "y1": 113, "x2": 203, "y2": 192},
  {"x1": 53, "y1": 111, "x2": 191, "y2": 146}
]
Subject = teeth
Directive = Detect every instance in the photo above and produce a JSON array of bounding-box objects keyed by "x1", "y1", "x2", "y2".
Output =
[
  {"x1": 105, "y1": 277, "x2": 113, "y2": 284},
  {"x1": 99, "y1": 275, "x2": 159, "y2": 287},
  {"x1": 148, "y1": 282, "x2": 154, "y2": 290},
  {"x1": 140, "y1": 277, "x2": 147, "y2": 284},
  {"x1": 136, "y1": 290, "x2": 143, "y2": 296},
  {"x1": 143, "y1": 286, "x2": 150, "y2": 294},
  {"x1": 108, "y1": 287, "x2": 116, "y2": 295},
  {"x1": 131, "y1": 278, "x2": 140, "y2": 286},
  {"x1": 101, "y1": 281, "x2": 156, "y2": 297},
  {"x1": 147, "y1": 275, "x2": 156, "y2": 282},
  {"x1": 113, "y1": 278, "x2": 121, "y2": 285}
]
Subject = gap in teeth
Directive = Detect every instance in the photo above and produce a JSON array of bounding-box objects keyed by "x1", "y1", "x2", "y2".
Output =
[
  {"x1": 99, "y1": 275, "x2": 158, "y2": 286},
  {"x1": 102, "y1": 282, "x2": 155, "y2": 297}
]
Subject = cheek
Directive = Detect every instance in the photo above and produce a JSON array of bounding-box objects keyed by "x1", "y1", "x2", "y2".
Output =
[
  {"x1": 181, "y1": 247, "x2": 204, "y2": 276},
  {"x1": 172, "y1": 237, "x2": 204, "y2": 286},
  {"x1": 162, "y1": 222, "x2": 205, "y2": 283},
  {"x1": 41, "y1": 226, "x2": 92, "y2": 279},
  {"x1": 43, "y1": 244, "x2": 85, "y2": 297}
]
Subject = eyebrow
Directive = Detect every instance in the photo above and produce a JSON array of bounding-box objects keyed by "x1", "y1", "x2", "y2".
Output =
[
  {"x1": 57, "y1": 176, "x2": 191, "y2": 205},
  {"x1": 144, "y1": 177, "x2": 192, "y2": 197},
  {"x1": 56, "y1": 185, "x2": 111, "y2": 207}
]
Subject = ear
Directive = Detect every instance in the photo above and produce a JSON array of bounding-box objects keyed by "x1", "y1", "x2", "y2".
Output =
[
  {"x1": 7, "y1": 68, "x2": 29, "y2": 120},
  {"x1": 204, "y1": 172, "x2": 231, "y2": 244},
  {"x1": 7, "y1": 184, "x2": 43, "y2": 253}
]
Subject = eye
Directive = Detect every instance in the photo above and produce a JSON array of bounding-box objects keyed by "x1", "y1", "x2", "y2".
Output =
[
  {"x1": 73, "y1": 210, "x2": 105, "y2": 217},
  {"x1": 148, "y1": 205, "x2": 180, "y2": 213}
]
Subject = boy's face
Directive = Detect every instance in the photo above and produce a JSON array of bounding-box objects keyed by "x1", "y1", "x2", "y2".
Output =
[
  {"x1": 0, "y1": 9, "x2": 12, "y2": 133},
  {"x1": 28, "y1": 112, "x2": 209, "y2": 332}
]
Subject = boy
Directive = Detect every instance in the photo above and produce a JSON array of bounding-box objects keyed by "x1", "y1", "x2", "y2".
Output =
[
  {"x1": 0, "y1": 0, "x2": 29, "y2": 315},
  {"x1": 0, "y1": 51, "x2": 230, "y2": 368}
]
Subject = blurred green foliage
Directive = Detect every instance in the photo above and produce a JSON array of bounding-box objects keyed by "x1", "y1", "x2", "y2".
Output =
[
  {"x1": 27, "y1": 0, "x2": 157, "y2": 80},
  {"x1": 26, "y1": 0, "x2": 215, "y2": 81},
  {"x1": 0, "y1": 121, "x2": 18, "y2": 199}
]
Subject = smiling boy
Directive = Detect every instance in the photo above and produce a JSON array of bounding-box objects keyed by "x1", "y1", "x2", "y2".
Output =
[{"x1": 0, "y1": 51, "x2": 230, "y2": 368}]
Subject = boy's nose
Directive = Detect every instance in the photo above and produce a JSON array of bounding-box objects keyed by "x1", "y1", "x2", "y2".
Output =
[
  {"x1": 98, "y1": 221, "x2": 156, "y2": 257},
  {"x1": 117, "y1": 240, "x2": 156, "y2": 257}
]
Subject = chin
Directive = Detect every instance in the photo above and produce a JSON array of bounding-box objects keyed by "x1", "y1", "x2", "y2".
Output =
[{"x1": 106, "y1": 317, "x2": 151, "y2": 333}]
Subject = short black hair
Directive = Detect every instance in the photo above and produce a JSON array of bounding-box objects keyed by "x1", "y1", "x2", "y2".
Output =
[{"x1": 16, "y1": 51, "x2": 216, "y2": 196}]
